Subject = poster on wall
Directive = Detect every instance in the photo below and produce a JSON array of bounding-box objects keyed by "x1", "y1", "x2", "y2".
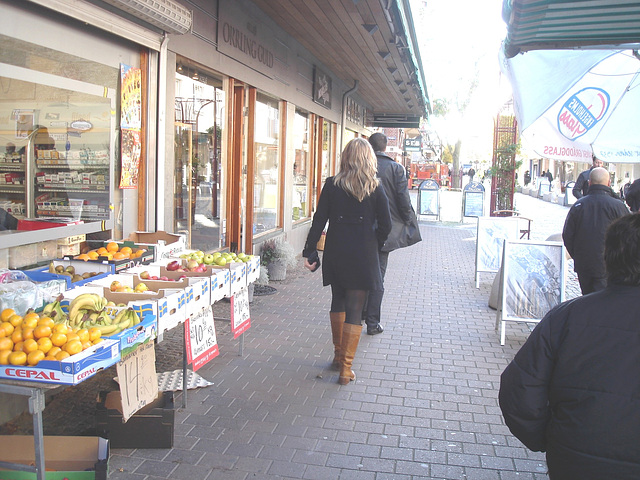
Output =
[
  {"x1": 120, "y1": 64, "x2": 141, "y2": 189},
  {"x1": 120, "y1": 129, "x2": 141, "y2": 189}
]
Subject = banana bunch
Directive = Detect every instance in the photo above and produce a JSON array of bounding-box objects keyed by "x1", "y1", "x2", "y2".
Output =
[
  {"x1": 68, "y1": 293, "x2": 109, "y2": 328},
  {"x1": 41, "y1": 295, "x2": 68, "y2": 324},
  {"x1": 94, "y1": 308, "x2": 141, "y2": 336}
]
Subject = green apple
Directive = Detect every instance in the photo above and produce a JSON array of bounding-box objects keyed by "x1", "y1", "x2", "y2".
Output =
[
  {"x1": 203, "y1": 254, "x2": 214, "y2": 265},
  {"x1": 215, "y1": 257, "x2": 227, "y2": 266}
]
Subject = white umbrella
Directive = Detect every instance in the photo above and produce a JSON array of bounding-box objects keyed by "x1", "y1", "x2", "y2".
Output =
[{"x1": 501, "y1": 48, "x2": 640, "y2": 163}]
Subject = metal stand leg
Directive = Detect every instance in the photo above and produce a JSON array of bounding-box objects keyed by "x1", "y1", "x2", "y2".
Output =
[
  {"x1": 239, "y1": 332, "x2": 244, "y2": 356},
  {"x1": 30, "y1": 389, "x2": 46, "y2": 480},
  {"x1": 182, "y1": 328, "x2": 188, "y2": 408}
]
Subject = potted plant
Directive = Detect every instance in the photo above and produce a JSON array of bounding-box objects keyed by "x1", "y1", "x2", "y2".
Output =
[{"x1": 260, "y1": 238, "x2": 297, "y2": 281}]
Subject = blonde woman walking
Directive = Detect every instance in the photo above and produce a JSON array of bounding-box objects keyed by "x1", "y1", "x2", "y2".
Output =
[{"x1": 303, "y1": 138, "x2": 391, "y2": 385}]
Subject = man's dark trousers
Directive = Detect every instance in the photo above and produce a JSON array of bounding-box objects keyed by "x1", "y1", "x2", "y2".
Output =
[{"x1": 363, "y1": 250, "x2": 389, "y2": 329}]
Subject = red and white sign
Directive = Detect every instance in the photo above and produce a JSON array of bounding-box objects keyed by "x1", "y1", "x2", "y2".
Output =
[
  {"x1": 185, "y1": 306, "x2": 219, "y2": 371},
  {"x1": 231, "y1": 287, "x2": 251, "y2": 338}
]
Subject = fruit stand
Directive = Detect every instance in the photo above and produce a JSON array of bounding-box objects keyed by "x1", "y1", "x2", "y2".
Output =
[{"x1": 0, "y1": 232, "x2": 260, "y2": 479}]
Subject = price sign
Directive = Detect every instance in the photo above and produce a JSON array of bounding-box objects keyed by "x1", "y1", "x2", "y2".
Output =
[
  {"x1": 185, "y1": 306, "x2": 219, "y2": 371},
  {"x1": 231, "y1": 287, "x2": 251, "y2": 338},
  {"x1": 116, "y1": 340, "x2": 158, "y2": 422}
]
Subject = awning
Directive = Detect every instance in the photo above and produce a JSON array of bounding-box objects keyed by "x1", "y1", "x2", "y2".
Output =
[{"x1": 502, "y1": 0, "x2": 640, "y2": 58}]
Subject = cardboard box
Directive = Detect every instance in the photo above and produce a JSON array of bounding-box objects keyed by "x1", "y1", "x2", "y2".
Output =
[
  {"x1": 124, "y1": 231, "x2": 186, "y2": 261},
  {"x1": 101, "y1": 240, "x2": 154, "y2": 265},
  {"x1": 145, "y1": 259, "x2": 230, "y2": 303},
  {"x1": 214, "y1": 262, "x2": 246, "y2": 297},
  {"x1": 96, "y1": 391, "x2": 174, "y2": 449},
  {"x1": 28, "y1": 259, "x2": 111, "y2": 289},
  {"x1": 246, "y1": 255, "x2": 261, "y2": 285},
  {"x1": 57, "y1": 234, "x2": 86, "y2": 245},
  {"x1": 0, "y1": 339, "x2": 120, "y2": 385},
  {"x1": 0, "y1": 435, "x2": 108, "y2": 480},
  {"x1": 108, "y1": 310, "x2": 157, "y2": 358},
  {"x1": 69, "y1": 283, "x2": 186, "y2": 335}
]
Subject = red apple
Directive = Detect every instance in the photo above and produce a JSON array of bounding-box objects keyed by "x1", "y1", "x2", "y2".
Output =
[
  {"x1": 159, "y1": 276, "x2": 169, "y2": 281},
  {"x1": 150, "y1": 275, "x2": 159, "y2": 280},
  {"x1": 166, "y1": 260, "x2": 181, "y2": 271},
  {"x1": 140, "y1": 271, "x2": 150, "y2": 279},
  {"x1": 186, "y1": 259, "x2": 199, "y2": 270}
]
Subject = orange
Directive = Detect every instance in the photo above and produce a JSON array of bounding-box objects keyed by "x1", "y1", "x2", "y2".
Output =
[
  {"x1": 10, "y1": 329, "x2": 23, "y2": 344},
  {"x1": 0, "y1": 337, "x2": 13, "y2": 351},
  {"x1": 106, "y1": 241, "x2": 119, "y2": 253},
  {"x1": 9, "y1": 314, "x2": 24, "y2": 328},
  {"x1": 0, "y1": 349, "x2": 11, "y2": 365},
  {"x1": 13, "y1": 341, "x2": 24, "y2": 352},
  {"x1": 27, "y1": 350, "x2": 45, "y2": 366},
  {"x1": 34, "y1": 325, "x2": 52, "y2": 339},
  {"x1": 0, "y1": 308, "x2": 16, "y2": 323},
  {"x1": 55, "y1": 350, "x2": 70, "y2": 361},
  {"x1": 92, "y1": 338, "x2": 104, "y2": 345},
  {"x1": 36, "y1": 337, "x2": 53, "y2": 354},
  {"x1": 47, "y1": 346, "x2": 61, "y2": 358},
  {"x1": 88, "y1": 328, "x2": 102, "y2": 342},
  {"x1": 76, "y1": 253, "x2": 90, "y2": 261},
  {"x1": 76, "y1": 328, "x2": 89, "y2": 343},
  {"x1": 105, "y1": 252, "x2": 114, "y2": 261},
  {"x1": 22, "y1": 338, "x2": 38, "y2": 354},
  {"x1": 120, "y1": 246, "x2": 132, "y2": 257},
  {"x1": 37, "y1": 316, "x2": 55, "y2": 328},
  {"x1": 66, "y1": 332, "x2": 79, "y2": 343},
  {"x1": 112, "y1": 252, "x2": 126, "y2": 260},
  {"x1": 50, "y1": 332, "x2": 67, "y2": 347},
  {"x1": 43, "y1": 355, "x2": 57, "y2": 361},
  {"x1": 97, "y1": 247, "x2": 108, "y2": 255},
  {"x1": 23, "y1": 312, "x2": 40, "y2": 324},
  {"x1": 52, "y1": 324, "x2": 69, "y2": 335},
  {"x1": 8, "y1": 351, "x2": 27, "y2": 366},
  {"x1": 1, "y1": 322, "x2": 14, "y2": 337},
  {"x1": 63, "y1": 339, "x2": 83, "y2": 356},
  {"x1": 21, "y1": 327, "x2": 34, "y2": 340},
  {"x1": 88, "y1": 251, "x2": 100, "y2": 260},
  {"x1": 21, "y1": 316, "x2": 37, "y2": 329},
  {"x1": 82, "y1": 341, "x2": 93, "y2": 350}
]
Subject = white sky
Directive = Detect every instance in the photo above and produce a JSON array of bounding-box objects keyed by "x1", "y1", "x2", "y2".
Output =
[{"x1": 411, "y1": 0, "x2": 512, "y2": 164}]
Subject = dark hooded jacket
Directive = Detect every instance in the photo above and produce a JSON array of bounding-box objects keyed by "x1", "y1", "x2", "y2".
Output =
[{"x1": 499, "y1": 285, "x2": 640, "y2": 479}]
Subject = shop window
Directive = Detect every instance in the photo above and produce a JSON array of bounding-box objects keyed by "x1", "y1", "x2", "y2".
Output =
[
  {"x1": 253, "y1": 92, "x2": 280, "y2": 235},
  {"x1": 292, "y1": 109, "x2": 310, "y2": 221},
  {"x1": 174, "y1": 64, "x2": 225, "y2": 251}
]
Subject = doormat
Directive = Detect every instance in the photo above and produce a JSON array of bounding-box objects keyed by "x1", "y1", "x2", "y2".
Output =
[{"x1": 254, "y1": 284, "x2": 277, "y2": 296}]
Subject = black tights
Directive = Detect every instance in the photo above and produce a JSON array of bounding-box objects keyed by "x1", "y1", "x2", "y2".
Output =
[{"x1": 330, "y1": 285, "x2": 367, "y2": 325}]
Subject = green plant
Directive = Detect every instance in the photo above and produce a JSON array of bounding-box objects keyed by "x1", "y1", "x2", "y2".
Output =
[{"x1": 260, "y1": 238, "x2": 298, "y2": 269}]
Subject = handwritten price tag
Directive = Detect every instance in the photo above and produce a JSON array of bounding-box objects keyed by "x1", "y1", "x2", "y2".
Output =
[
  {"x1": 231, "y1": 287, "x2": 251, "y2": 338},
  {"x1": 116, "y1": 340, "x2": 158, "y2": 422},
  {"x1": 185, "y1": 306, "x2": 219, "y2": 371}
]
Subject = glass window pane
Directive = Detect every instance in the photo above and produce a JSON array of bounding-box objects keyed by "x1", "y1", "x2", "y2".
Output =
[
  {"x1": 174, "y1": 65, "x2": 225, "y2": 251},
  {"x1": 292, "y1": 109, "x2": 310, "y2": 221},
  {"x1": 253, "y1": 93, "x2": 280, "y2": 234}
]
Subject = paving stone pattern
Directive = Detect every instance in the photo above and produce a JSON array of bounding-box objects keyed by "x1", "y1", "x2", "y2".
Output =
[{"x1": 2, "y1": 193, "x2": 579, "y2": 479}]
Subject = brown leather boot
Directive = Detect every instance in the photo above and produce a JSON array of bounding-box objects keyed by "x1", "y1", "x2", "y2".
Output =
[
  {"x1": 329, "y1": 312, "x2": 345, "y2": 370},
  {"x1": 339, "y1": 323, "x2": 362, "y2": 385}
]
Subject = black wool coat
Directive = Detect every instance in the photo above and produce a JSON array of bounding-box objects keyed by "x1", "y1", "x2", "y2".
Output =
[
  {"x1": 303, "y1": 177, "x2": 391, "y2": 290},
  {"x1": 499, "y1": 285, "x2": 640, "y2": 479}
]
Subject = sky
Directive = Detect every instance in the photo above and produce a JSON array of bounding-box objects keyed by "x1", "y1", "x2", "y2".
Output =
[{"x1": 410, "y1": 0, "x2": 511, "y2": 165}]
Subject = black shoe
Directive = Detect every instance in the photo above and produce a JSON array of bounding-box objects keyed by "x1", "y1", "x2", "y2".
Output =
[{"x1": 366, "y1": 324, "x2": 384, "y2": 335}]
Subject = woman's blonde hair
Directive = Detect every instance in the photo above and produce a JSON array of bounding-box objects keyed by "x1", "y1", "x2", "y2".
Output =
[{"x1": 334, "y1": 138, "x2": 379, "y2": 202}]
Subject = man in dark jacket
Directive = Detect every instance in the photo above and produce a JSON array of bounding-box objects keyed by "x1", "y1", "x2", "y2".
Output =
[
  {"x1": 562, "y1": 167, "x2": 628, "y2": 294},
  {"x1": 624, "y1": 178, "x2": 640, "y2": 212},
  {"x1": 499, "y1": 213, "x2": 640, "y2": 480},
  {"x1": 363, "y1": 133, "x2": 419, "y2": 335},
  {"x1": 572, "y1": 156, "x2": 603, "y2": 199}
]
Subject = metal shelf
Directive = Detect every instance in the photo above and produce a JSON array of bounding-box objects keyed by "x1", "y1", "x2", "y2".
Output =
[
  {"x1": 36, "y1": 185, "x2": 108, "y2": 193},
  {"x1": 36, "y1": 162, "x2": 109, "y2": 170},
  {"x1": 0, "y1": 185, "x2": 25, "y2": 193},
  {"x1": 0, "y1": 162, "x2": 26, "y2": 171}
]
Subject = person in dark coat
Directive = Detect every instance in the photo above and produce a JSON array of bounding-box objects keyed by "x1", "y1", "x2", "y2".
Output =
[
  {"x1": 562, "y1": 167, "x2": 629, "y2": 294},
  {"x1": 362, "y1": 133, "x2": 419, "y2": 335},
  {"x1": 303, "y1": 138, "x2": 391, "y2": 385},
  {"x1": 499, "y1": 213, "x2": 640, "y2": 480},
  {"x1": 624, "y1": 178, "x2": 640, "y2": 212},
  {"x1": 572, "y1": 156, "x2": 603, "y2": 199}
]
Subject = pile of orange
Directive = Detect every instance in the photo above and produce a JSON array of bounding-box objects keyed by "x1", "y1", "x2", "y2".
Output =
[
  {"x1": 0, "y1": 308, "x2": 102, "y2": 367},
  {"x1": 75, "y1": 241, "x2": 146, "y2": 262}
]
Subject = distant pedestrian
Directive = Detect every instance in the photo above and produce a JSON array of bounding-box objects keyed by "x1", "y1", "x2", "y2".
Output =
[
  {"x1": 572, "y1": 156, "x2": 621, "y2": 200},
  {"x1": 524, "y1": 170, "x2": 531, "y2": 186},
  {"x1": 467, "y1": 167, "x2": 475, "y2": 181},
  {"x1": 562, "y1": 167, "x2": 629, "y2": 294},
  {"x1": 302, "y1": 138, "x2": 391, "y2": 385},
  {"x1": 546, "y1": 170, "x2": 553, "y2": 182},
  {"x1": 500, "y1": 213, "x2": 640, "y2": 480}
]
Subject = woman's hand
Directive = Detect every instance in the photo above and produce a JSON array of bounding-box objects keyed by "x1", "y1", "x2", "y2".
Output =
[{"x1": 304, "y1": 257, "x2": 318, "y2": 271}]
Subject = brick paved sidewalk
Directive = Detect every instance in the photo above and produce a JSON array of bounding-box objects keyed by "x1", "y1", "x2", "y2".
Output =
[{"x1": 109, "y1": 219, "x2": 552, "y2": 480}]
